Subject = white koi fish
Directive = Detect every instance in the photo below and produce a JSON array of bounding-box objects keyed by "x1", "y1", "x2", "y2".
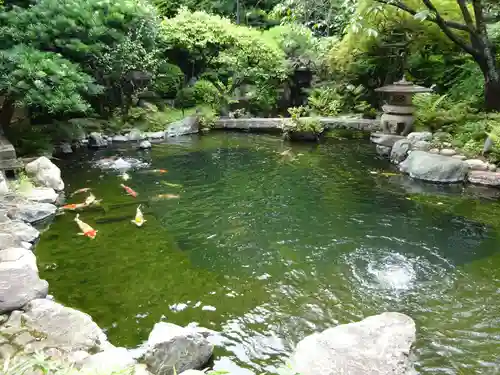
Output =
[
  {"x1": 132, "y1": 205, "x2": 146, "y2": 227},
  {"x1": 74, "y1": 214, "x2": 98, "y2": 239},
  {"x1": 84, "y1": 193, "x2": 101, "y2": 206}
]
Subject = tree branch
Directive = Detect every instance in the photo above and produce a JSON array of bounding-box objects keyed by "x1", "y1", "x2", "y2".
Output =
[
  {"x1": 375, "y1": 0, "x2": 479, "y2": 57},
  {"x1": 472, "y1": 0, "x2": 486, "y2": 33},
  {"x1": 374, "y1": 0, "x2": 470, "y2": 32},
  {"x1": 456, "y1": 0, "x2": 475, "y2": 31}
]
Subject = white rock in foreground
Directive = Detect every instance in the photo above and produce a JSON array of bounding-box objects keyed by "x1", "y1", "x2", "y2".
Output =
[
  {"x1": 143, "y1": 322, "x2": 213, "y2": 375},
  {"x1": 25, "y1": 156, "x2": 64, "y2": 191},
  {"x1": 292, "y1": 312, "x2": 416, "y2": 375},
  {"x1": 465, "y1": 159, "x2": 488, "y2": 171},
  {"x1": 20, "y1": 299, "x2": 111, "y2": 352},
  {"x1": 81, "y1": 347, "x2": 139, "y2": 373},
  {"x1": 19, "y1": 187, "x2": 58, "y2": 203},
  {"x1": 9, "y1": 202, "x2": 57, "y2": 224},
  {"x1": 399, "y1": 151, "x2": 468, "y2": 183},
  {"x1": 0, "y1": 248, "x2": 48, "y2": 313}
]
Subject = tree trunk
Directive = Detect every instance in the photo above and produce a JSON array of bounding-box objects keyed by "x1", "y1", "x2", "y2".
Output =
[
  {"x1": 484, "y1": 77, "x2": 500, "y2": 112},
  {"x1": 0, "y1": 97, "x2": 15, "y2": 135}
]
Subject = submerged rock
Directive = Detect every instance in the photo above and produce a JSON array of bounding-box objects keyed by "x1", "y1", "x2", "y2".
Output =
[
  {"x1": 59, "y1": 142, "x2": 73, "y2": 154},
  {"x1": 143, "y1": 322, "x2": 213, "y2": 375},
  {"x1": 88, "y1": 132, "x2": 108, "y2": 148},
  {"x1": 20, "y1": 299, "x2": 110, "y2": 352},
  {"x1": 165, "y1": 116, "x2": 199, "y2": 137},
  {"x1": 146, "y1": 131, "x2": 165, "y2": 140},
  {"x1": 94, "y1": 157, "x2": 149, "y2": 171},
  {"x1": 9, "y1": 202, "x2": 57, "y2": 224},
  {"x1": 291, "y1": 312, "x2": 416, "y2": 375},
  {"x1": 468, "y1": 171, "x2": 500, "y2": 187},
  {"x1": 399, "y1": 151, "x2": 468, "y2": 183},
  {"x1": 25, "y1": 156, "x2": 64, "y2": 191},
  {"x1": 0, "y1": 248, "x2": 49, "y2": 313}
]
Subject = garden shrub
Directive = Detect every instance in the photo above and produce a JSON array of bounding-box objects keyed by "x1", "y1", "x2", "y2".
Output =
[
  {"x1": 153, "y1": 62, "x2": 184, "y2": 99},
  {"x1": 192, "y1": 79, "x2": 220, "y2": 107}
]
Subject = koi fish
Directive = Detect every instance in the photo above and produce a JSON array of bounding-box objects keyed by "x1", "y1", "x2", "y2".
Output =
[
  {"x1": 71, "y1": 188, "x2": 91, "y2": 197},
  {"x1": 84, "y1": 193, "x2": 101, "y2": 206},
  {"x1": 60, "y1": 202, "x2": 88, "y2": 211},
  {"x1": 121, "y1": 172, "x2": 131, "y2": 181},
  {"x1": 120, "y1": 184, "x2": 138, "y2": 197},
  {"x1": 155, "y1": 194, "x2": 180, "y2": 199},
  {"x1": 160, "y1": 181, "x2": 183, "y2": 188},
  {"x1": 74, "y1": 214, "x2": 98, "y2": 239},
  {"x1": 144, "y1": 169, "x2": 168, "y2": 174},
  {"x1": 131, "y1": 205, "x2": 147, "y2": 227}
]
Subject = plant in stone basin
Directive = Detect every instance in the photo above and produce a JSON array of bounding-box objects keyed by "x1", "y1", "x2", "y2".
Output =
[{"x1": 282, "y1": 106, "x2": 324, "y2": 142}]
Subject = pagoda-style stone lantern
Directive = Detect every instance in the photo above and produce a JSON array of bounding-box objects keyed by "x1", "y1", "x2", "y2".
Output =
[{"x1": 375, "y1": 78, "x2": 432, "y2": 136}]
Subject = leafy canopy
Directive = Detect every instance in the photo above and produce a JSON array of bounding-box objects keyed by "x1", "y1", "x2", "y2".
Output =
[{"x1": 0, "y1": 45, "x2": 101, "y2": 114}]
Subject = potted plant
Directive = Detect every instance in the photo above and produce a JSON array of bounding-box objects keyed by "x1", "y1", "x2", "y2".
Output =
[{"x1": 282, "y1": 106, "x2": 325, "y2": 142}]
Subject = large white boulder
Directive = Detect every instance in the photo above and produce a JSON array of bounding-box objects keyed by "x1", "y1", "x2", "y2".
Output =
[
  {"x1": 81, "y1": 347, "x2": 138, "y2": 373},
  {"x1": 0, "y1": 220, "x2": 40, "y2": 243},
  {"x1": 19, "y1": 187, "x2": 58, "y2": 203},
  {"x1": 25, "y1": 156, "x2": 64, "y2": 191},
  {"x1": 292, "y1": 312, "x2": 416, "y2": 375},
  {"x1": 0, "y1": 248, "x2": 48, "y2": 313},
  {"x1": 9, "y1": 202, "x2": 57, "y2": 224},
  {"x1": 143, "y1": 322, "x2": 213, "y2": 375},
  {"x1": 399, "y1": 151, "x2": 468, "y2": 183},
  {"x1": 20, "y1": 299, "x2": 111, "y2": 352}
]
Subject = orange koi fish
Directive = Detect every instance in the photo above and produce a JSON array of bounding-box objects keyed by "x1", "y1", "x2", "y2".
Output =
[
  {"x1": 120, "y1": 184, "x2": 138, "y2": 197},
  {"x1": 60, "y1": 202, "x2": 88, "y2": 211},
  {"x1": 74, "y1": 214, "x2": 98, "y2": 239},
  {"x1": 71, "y1": 188, "x2": 92, "y2": 197}
]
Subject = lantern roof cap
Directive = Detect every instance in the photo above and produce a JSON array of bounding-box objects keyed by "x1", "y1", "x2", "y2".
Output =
[{"x1": 375, "y1": 77, "x2": 432, "y2": 94}]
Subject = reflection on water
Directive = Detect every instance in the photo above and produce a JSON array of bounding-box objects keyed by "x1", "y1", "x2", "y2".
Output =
[{"x1": 37, "y1": 134, "x2": 500, "y2": 375}]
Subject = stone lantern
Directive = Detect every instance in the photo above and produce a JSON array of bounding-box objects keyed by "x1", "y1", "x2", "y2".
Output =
[{"x1": 375, "y1": 78, "x2": 432, "y2": 136}]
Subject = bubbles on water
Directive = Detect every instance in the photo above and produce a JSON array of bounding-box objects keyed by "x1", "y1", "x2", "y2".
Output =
[{"x1": 343, "y1": 245, "x2": 454, "y2": 299}]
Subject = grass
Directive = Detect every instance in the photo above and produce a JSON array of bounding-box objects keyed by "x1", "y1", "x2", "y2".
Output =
[{"x1": 2, "y1": 354, "x2": 142, "y2": 375}]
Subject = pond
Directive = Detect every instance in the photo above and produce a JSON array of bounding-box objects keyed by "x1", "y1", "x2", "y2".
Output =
[{"x1": 37, "y1": 133, "x2": 500, "y2": 374}]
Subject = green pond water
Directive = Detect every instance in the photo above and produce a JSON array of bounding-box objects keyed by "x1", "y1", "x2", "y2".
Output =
[{"x1": 37, "y1": 133, "x2": 500, "y2": 374}]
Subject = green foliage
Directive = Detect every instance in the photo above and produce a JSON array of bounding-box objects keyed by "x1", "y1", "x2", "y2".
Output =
[
  {"x1": 198, "y1": 107, "x2": 219, "y2": 131},
  {"x1": 0, "y1": 46, "x2": 101, "y2": 114},
  {"x1": 154, "y1": 62, "x2": 184, "y2": 98},
  {"x1": 192, "y1": 79, "x2": 220, "y2": 107},
  {"x1": 270, "y1": 0, "x2": 356, "y2": 36},
  {"x1": 282, "y1": 105, "x2": 324, "y2": 135},
  {"x1": 307, "y1": 83, "x2": 373, "y2": 116},
  {"x1": 159, "y1": 9, "x2": 287, "y2": 89},
  {"x1": 0, "y1": 0, "x2": 161, "y2": 117},
  {"x1": 263, "y1": 24, "x2": 320, "y2": 69},
  {"x1": 413, "y1": 93, "x2": 472, "y2": 132},
  {"x1": 175, "y1": 87, "x2": 197, "y2": 108}
]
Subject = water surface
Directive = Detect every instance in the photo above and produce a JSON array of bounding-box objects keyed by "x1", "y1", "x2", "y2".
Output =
[{"x1": 37, "y1": 133, "x2": 500, "y2": 374}]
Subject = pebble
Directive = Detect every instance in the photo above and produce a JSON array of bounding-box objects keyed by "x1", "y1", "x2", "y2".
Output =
[
  {"x1": 465, "y1": 159, "x2": 488, "y2": 171},
  {"x1": 429, "y1": 148, "x2": 440, "y2": 154},
  {"x1": 440, "y1": 148, "x2": 456, "y2": 156},
  {"x1": 452, "y1": 155, "x2": 466, "y2": 160}
]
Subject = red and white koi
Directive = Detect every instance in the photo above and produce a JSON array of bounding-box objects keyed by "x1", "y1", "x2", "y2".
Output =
[
  {"x1": 74, "y1": 214, "x2": 98, "y2": 239},
  {"x1": 131, "y1": 205, "x2": 146, "y2": 227},
  {"x1": 120, "y1": 184, "x2": 138, "y2": 197}
]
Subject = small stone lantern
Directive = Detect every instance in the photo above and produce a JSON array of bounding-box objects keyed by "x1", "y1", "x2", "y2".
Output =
[{"x1": 375, "y1": 78, "x2": 432, "y2": 136}]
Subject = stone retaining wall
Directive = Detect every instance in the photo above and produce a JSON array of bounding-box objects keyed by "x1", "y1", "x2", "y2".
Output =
[{"x1": 214, "y1": 117, "x2": 380, "y2": 132}]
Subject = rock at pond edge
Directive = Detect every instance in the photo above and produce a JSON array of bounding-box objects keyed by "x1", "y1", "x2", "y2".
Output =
[
  {"x1": 143, "y1": 322, "x2": 213, "y2": 375},
  {"x1": 291, "y1": 312, "x2": 416, "y2": 375},
  {"x1": 468, "y1": 171, "x2": 500, "y2": 187},
  {"x1": 390, "y1": 139, "x2": 411, "y2": 164},
  {"x1": 399, "y1": 151, "x2": 468, "y2": 183}
]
